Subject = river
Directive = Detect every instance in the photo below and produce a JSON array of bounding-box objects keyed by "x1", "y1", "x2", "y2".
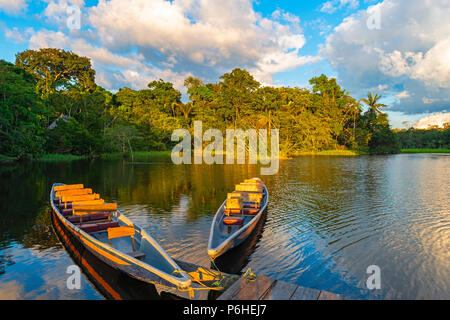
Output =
[{"x1": 0, "y1": 153, "x2": 448, "y2": 299}]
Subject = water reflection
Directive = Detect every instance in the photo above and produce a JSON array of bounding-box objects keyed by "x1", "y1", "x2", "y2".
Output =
[{"x1": 0, "y1": 154, "x2": 449, "y2": 299}]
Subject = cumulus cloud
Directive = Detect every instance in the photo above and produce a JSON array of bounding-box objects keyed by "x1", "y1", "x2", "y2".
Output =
[
  {"x1": 26, "y1": 28, "x2": 189, "y2": 91},
  {"x1": 321, "y1": 0, "x2": 450, "y2": 114},
  {"x1": 5, "y1": 26, "x2": 34, "y2": 43},
  {"x1": 29, "y1": 29, "x2": 71, "y2": 49},
  {"x1": 413, "y1": 112, "x2": 450, "y2": 129},
  {"x1": 0, "y1": 0, "x2": 27, "y2": 15},
  {"x1": 42, "y1": 0, "x2": 86, "y2": 28},
  {"x1": 395, "y1": 91, "x2": 410, "y2": 99},
  {"x1": 86, "y1": 0, "x2": 317, "y2": 87},
  {"x1": 321, "y1": 0, "x2": 360, "y2": 14},
  {"x1": 13, "y1": 0, "x2": 319, "y2": 92}
]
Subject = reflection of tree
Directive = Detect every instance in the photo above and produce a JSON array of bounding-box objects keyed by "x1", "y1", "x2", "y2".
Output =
[
  {"x1": 20, "y1": 207, "x2": 61, "y2": 250},
  {"x1": 0, "y1": 162, "x2": 51, "y2": 248},
  {"x1": 0, "y1": 251, "x2": 15, "y2": 275},
  {"x1": 92, "y1": 160, "x2": 260, "y2": 221},
  {"x1": 0, "y1": 158, "x2": 264, "y2": 258}
]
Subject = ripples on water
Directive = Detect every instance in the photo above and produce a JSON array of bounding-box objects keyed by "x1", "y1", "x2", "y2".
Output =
[{"x1": 0, "y1": 154, "x2": 448, "y2": 299}]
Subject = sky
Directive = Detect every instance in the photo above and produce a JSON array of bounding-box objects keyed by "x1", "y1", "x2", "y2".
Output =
[{"x1": 0, "y1": 0, "x2": 449, "y2": 129}]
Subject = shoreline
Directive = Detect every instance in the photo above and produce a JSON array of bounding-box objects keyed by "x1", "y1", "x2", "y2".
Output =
[
  {"x1": 400, "y1": 149, "x2": 450, "y2": 154},
  {"x1": 2, "y1": 148, "x2": 448, "y2": 164}
]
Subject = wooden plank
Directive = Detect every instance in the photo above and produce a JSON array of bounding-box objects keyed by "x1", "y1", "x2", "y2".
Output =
[
  {"x1": 261, "y1": 280, "x2": 298, "y2": 300},
  {"x1": 73, "y1": 203, "x2": 117, "y2": 212},
  {"x1": 218, "y1": 275, "x2": 274, "y2": 300},
  {"x1": 289, "y1": 286, "x2": 321, "y2": 300},
  {"x1": 318, "y1": 291, "x2": 344, "y2": 300},
  {"x1": 54, "y1": 184, "x2": 84, "y2": 191},
  {"x1": 55, "y1": 188, "x2": 92, "y2": 197}
]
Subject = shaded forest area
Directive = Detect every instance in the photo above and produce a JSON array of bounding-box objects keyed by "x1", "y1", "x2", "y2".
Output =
[
  {"x1": 1, "y1": 48, "x2": 447, "y2": 161},
  {"x1": 395, "y1": 127, "x2": 449, "y2": 150}
]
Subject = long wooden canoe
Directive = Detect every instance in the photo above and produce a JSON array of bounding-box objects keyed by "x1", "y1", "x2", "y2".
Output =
[
  {"x1": 50, "y1": 183, "x2": 191, "y2": 289},
  {"x1": 207, "y1": 178, "x2": 269, "y2": 259}
]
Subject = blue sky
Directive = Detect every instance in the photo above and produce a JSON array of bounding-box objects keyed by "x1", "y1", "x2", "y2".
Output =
[{"x1": 1, "y1": 0, "x2": 449, "y2": 128}]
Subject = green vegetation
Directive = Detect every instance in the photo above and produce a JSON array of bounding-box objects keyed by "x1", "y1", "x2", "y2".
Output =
[
  {"x1": 401, "y1": 149, "x2": 450, "y2": 154},
  {"x1": 2, "y1": 48, "x2": 446, "y2": 162},
  {"x1": 290, "y1": 150, "x2": 366, "y2": 156},
  {"x1": 36, "y1": 154, "x2": 88, "y2": 161},
  {"x1": 0, "y1": 154, "x2": 17, "y2": 163},
  {"x1": 395, "y1": 126, "x2": 450, "y2": 150},
  {"x1": 100, "y1": 151, "x2": 172, "y2": 161}
]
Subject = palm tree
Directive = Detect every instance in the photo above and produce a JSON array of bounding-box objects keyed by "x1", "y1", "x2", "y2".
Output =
[{"x1": 360, "y1": 92, "x2": 386, "y2": 114}]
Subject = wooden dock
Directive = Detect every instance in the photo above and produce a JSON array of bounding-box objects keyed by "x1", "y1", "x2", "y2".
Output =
[
  {"x1": 170, "y1": 259, "x2": 344, "y2": 300},
  {"x1": 218, "y1": 275, "x2": 344, "y2": 300}
]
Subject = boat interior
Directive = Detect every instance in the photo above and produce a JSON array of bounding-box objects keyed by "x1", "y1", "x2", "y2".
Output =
[{"x1": 217, "y1": 178, "x2": 267, "y2": 236}]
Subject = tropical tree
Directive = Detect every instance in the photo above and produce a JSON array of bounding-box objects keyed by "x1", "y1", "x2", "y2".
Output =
[
  {"x1": 15, "y1": 48, "x2": 96, "y2": 97},
  {"x1": 360, "y1": 92, "x2": 386, "y2": 114},
  {"x1": 218, "y1": 68, "x2": 260, "y2": 128},
  {"x1": 0, "y1": 60, "x2": 46, "y2": 159}
]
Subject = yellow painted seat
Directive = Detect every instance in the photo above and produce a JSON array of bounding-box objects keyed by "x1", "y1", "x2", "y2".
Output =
[
  {"x1": 72, "y1": 199, "x2": 105, "y2": 207},
  {"x1": 55, "y1": 188, "x2": 93, "y2": 198},
  {"x1": 61, "y1": 193, "x2": 101, "y2": 203},
  {"x1": 107, "y1": 226, "x2": 138, "y2": 253},
  {"x1": 54, "y1": 184, "x2": 84, "y2": 192},
  {"x1": 73, "y1": 203, "x2": 117, "y2": 213},
  {"x1": 235, "y1": 184, "x2": 263, "y2": 193},
  {"x1": 225, "y1": 197, "x2": 243, "y2": 215}
]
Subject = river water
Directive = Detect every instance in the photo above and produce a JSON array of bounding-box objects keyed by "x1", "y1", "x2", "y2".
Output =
[{"x1": 0, "y1": 154, "x2": 448, "y2": 299}]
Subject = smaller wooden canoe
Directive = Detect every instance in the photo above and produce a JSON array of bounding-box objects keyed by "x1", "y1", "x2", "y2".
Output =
[{"x1": 207, "y1": 178, "x2": 269, "y2": 259}]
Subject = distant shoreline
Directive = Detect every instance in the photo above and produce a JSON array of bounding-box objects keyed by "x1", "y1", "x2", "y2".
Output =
[
  {"x1": 2, "y1": 149, "x2": 449, "y2": 164},
  {"x1": 400, "y1": 149, "x2": 450, "y2": 154}
]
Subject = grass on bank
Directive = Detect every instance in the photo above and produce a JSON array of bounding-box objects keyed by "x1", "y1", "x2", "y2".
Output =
[
  {"x1": 9, "y1": 148, "x2": 449, "y2": 164},
  {"x1": 286, "y1": 149, "x2": 366, "y2": 156},
  {"x1": 32, "y1": 149, "x2": 368, "y2": 162},
  {"x1": 401, "y1": 148, "x2": 450, "y2": 154},
  {"x1": 0, "y1": 154, "x2": 17, "y2": 163},
  {"x1": 35, "y1": 154, "x2": 89, "y2": 161},
  {"x1": 100, "y1": 151, "x2": 172, "y2": 162},
  {"x1": 34, "y1": 151, "x2": 173, "y2": 162}
]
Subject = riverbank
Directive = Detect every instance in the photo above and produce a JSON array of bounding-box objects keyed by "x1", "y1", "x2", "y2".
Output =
[
  {"x1": 401, "y1": 149, "x2": 450, "y2": 154},
  {"x1": 286, "y1": 150, "x2": 366, "y2": 156},
  {"x1": 34, "y1": 151, "x2": 172, "y2": 162},
  {"x1": 11, "y1": 148, "x2": 447, "y2": 164},
  {"x1": 0, "y1": 154, "x2": 17, "y2": 164},
  {"x1": 3, "y1": 149, "x2": 369, "y2": 164}
]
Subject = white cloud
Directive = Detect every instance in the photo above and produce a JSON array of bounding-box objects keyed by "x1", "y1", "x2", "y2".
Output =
[
  {"x1": 321, "y1": 0, "x2": 360, "y2": 14},
  {"x1": 13, "y1": 0, "x2": 319, "y2": 92},
  {"x1": 395, "y1": 91, "x2": 410, "y2": 99},
  {"x1": 26, "y1": 28, "x2": 189, "y2": 92},
  {"x1": 321, "y1": 0, "x2": 450, "y2": 114},
  {"x1": 5, "y1": 27, "x2": 34, "y2": 43},
  {"x1": 29, "y1": 30, "x2": 71, "y2": 49},
  {"x1": 413, "y1": 112, "x2": 450, "y2": 129},
  {"x1": 86, "y1": 0, "x2": 318, "y2": 86},
  {"x1": 42, "y1": 0, "x2": 86, "y2": 27},
  {"x1": 0, "y1": 0, "x2": 27, "y2": 15}
]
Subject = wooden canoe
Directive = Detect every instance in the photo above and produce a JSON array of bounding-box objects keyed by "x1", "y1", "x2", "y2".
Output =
[
  {"x1": 50, "y1": 183, "x2": 191, "y2": 289},
  {"x1": 207, "y1": 178, "x2": 269, "y2": 259}
]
